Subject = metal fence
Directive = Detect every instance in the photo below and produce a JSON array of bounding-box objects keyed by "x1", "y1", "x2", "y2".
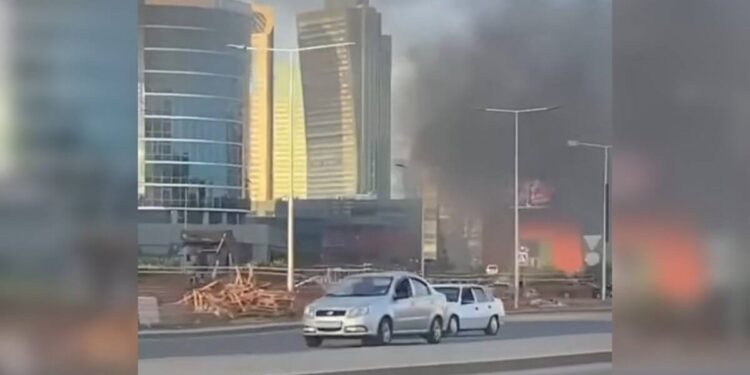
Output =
[
  {"x1": 137, "y1": 264, "x2": 378, "y2": 288},
  {"x1": 137, "y1": 264, "x2": 594, "y2": 288}
]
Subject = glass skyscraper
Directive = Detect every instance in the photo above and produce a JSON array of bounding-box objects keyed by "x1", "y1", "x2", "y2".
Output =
[
  {"x1": 297, "y1": 0, "x2": 392, "y2": 199},
  {"x1": 248, "y1": 4, "x2": 274, "y2": 206},
  {"x1": 138, "y1": 0, "x2": 254, "y2": 225}
]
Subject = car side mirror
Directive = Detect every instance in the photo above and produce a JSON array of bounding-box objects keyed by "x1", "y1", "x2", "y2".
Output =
[{"x1": 393, "y1": 291, "x2": 408, "y2": 300}]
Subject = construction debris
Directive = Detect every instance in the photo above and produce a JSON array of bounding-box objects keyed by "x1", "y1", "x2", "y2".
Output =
[{"x1": 175, "y1": 265, "x2": 295, "y2": 319}]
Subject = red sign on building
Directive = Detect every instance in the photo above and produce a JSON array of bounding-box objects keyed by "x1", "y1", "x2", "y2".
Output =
[{"x1": 508, "y1": 179, "x2": 555, "y2": 208}]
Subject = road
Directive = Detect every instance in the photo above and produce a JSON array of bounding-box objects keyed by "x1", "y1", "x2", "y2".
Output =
[
  {"x1": 139, "y1": 312, "x2": 611, "y2": 375},
  {"x1": 477, "y1": 363, "x2": 612, "y2": 375}
]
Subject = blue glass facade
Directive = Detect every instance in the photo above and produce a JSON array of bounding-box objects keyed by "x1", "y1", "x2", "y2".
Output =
[{"x1": 139, "y1": 2, "x2": 253, "y2": 213}]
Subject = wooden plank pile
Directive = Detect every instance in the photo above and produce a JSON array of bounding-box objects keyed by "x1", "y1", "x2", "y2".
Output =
[{"x1": 175, "y1": 266, "x2": 295, "y2": 319}]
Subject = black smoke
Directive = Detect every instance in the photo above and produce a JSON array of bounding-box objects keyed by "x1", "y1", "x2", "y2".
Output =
[
  {"x1": 614, "y1": 0, "x2": 750, "y2": 222},
  {"x1": 400, "y1": 0, "x2": 611, "y2": 229}
]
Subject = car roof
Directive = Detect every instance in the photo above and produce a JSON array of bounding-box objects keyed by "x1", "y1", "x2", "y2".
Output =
[
  {"x1": 431, "y1": 283, "x2": 483, "y2": 289},
  {"x1": 349, "y1": 271, "x2": 422, "y2": 279}
]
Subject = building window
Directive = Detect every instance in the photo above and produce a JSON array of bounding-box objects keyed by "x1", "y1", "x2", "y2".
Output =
[
  {"x1": 177, "y1": 210, "x2": 187, "y2": 224},
  {"x1": 187, "y1": 211, "x2": 203, "y2": 224},
  {"x1": 138, "y1": 210, "x2": 171, "y2": 224},
  {"x1": 209, "y1": 212, "x2": 224, "y2": 224}
]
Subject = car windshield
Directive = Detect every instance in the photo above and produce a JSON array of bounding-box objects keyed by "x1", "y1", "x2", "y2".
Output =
[
  {"x1": 434, "y1": 287, "x2": 460, "y2": 302},
  {"x1": 325, "y1": 276, "x2": 393, "y2": 297}
]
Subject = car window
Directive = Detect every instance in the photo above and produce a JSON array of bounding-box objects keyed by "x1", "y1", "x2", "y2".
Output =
[
  {"x1": 410, "y1": 278, "x2": 430, "y2": 297},
  {"x1": 394, "y1": 278, "x2": 412, "y2": 298},
  {"x1": 325, "y1": 276, "x2": 393, "y2": 297},
  {"x1": 472, "y1": 287, "x2": 489, "y2": 303},
  {"x1": 434, "y1": 287, "x2": 459, "y2": 302},
  {"x1": 461, "y1": 287, "x2": 475, "y2": 304}
]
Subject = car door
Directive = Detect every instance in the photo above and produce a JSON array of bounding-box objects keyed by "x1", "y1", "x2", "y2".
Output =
[
  {"x1": 458, "y1": 286, "x2": 480, "y2": 329},
  {"x1": 392, "y1": 277, "x2": 416, "y2": 332},
  {"x1": 471, "y1": 287, "x2": 493, "y2": 326},
  {"x1": 409, "y1": 277, "x2": 434, "y2": 331}
]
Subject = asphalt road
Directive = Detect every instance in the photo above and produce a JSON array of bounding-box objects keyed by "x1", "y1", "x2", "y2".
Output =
[
  {"x1": 139, "y1": 312, "x2": 611, "y2": 375},
  {"x1": 477, "y1": 363, "x2": 612, "y2": 375},
  {"x1": 140, "y1": 312, "x2": 612, "y2": 359}
]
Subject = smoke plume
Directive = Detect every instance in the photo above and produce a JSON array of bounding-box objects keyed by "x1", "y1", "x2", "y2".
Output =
[{"x1": 399, "y1": 0, "x2": 611, "y2": 227}]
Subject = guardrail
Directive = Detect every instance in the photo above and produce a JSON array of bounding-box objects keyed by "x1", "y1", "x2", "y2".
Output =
[
  {"x1": 138, "y1": 265, "x2": 593, "y2": 287},
  {"x1": 137, "y1": 265, "x2": 377, "y2": 276},
  {"x1": 426, "y1": 273, "x2": 595, "y2": 286},
  {"x1": 138, "y1": 264, "x2": 379, "y2": 288}
]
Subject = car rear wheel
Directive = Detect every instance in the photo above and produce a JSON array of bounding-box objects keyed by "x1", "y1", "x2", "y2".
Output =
[
  {"x1": 446, "y1": 315, "x2": 460, "y2": 336},
  {"x1": 484, "y1": 316, "x2": 500, "y2": 336},
  {"x1": 304, "y1": 336, "x2": 323, "y2": 348},
  {"x1": 424, "y1": 317, "x2": 443, "y2": 344},
  {"x1": 363, "y1": 317, "x2": 392, "y2": 346}
]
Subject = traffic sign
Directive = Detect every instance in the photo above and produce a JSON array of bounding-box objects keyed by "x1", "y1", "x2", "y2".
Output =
[
  {"x1": 518, "y1": 252, "x2": 529, "y2": 266},
  {"x1": 585, "y1": 251, "x2": 601, "y2": 266},
  {"x1": 584, "y1": 234, "x2": 602, "y2": 251},
  {"x1": 518, "y1": 245, "x2": 530, "y2": 266}
]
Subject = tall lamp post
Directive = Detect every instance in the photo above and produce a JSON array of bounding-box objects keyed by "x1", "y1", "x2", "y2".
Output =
[
  {"x1": 478, "y1": 106, "x2": 559, "y2": 309},
  {"x1": 228, "y1": 41, "x2": 355, "y2": 292},
  {"x1": 568, "y1": 140, "x2": 611, "y2": 301}
]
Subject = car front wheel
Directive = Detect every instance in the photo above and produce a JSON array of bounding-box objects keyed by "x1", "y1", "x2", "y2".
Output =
[
  {"x1": 484, "y1": 316, "x2": 500, "y2": 336},
  {"x1": 304, "y1": 336, "x2": 323, "y2": 348},
  {"x1": 364, "y1": 317, "x2": 392, "y2": 346},
  {"x1": 424, "y1": 317, "x2": 443, "y2": 344},
  {"x1": 446, "y1": 315, "x2": 460, "y2": 336}
]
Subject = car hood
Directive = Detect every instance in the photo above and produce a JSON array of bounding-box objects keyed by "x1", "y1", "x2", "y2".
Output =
[{"x1": 308, "y1": 295, "x2": 387, "y2": 310}]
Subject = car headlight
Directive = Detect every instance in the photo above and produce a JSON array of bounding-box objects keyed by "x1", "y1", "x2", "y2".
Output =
[
  {"x1": 348, "y1": 306, "x2": 369, "y2": 317},
  {"x1": 304, "y1": 305, "x2": 316, "y2": 318}
]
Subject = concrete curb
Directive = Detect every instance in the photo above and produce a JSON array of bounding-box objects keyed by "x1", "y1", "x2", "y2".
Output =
[
  {"x1": 139, "y1": 307, "x2": 611, "y2": 339},
  {"x1": 297, "y1": 351, "x2": 612, "y2": 375},
  {"x1": 509, "y1": 306, "x2": 612, "y2": 315},
  {"x1": 138, "y1": 321, "x2": 302, "y2": 339}
]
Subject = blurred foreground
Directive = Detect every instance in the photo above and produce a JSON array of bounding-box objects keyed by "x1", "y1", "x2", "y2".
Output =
[
  {"x1": 613, "y1": 0, "x2": 750, "y2": 373},
  {"x1": 0, "y1": 1, "x2": 137, "y2": 374}
]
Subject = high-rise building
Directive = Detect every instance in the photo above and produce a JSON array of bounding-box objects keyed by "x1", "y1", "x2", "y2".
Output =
[
  {"x1": 272, "y1": 58, "x2": 308, "y2": 200},
  {"x1": 138, "y1": 0, "x2": 254, "y2": 225},
  {"x1": 297, "y1": 0, "x2": 391, "y2": 199},
  {"x1": 248, "y1": 4, "x2": 274, "y2": 206}
]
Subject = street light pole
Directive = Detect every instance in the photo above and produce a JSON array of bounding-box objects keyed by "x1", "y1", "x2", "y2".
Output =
[
  {"x1": 513, "y1": 111, "x2": 519, "y2": 309},
  {"x1": 479, "y1": 106, "x2": 559, "y2": 309},
  {"x1": 286, "y1": 50, "x2": 295, "y2": 293},
  {"x1": 568, "y1": 140, "x2": 611, "y2": 301},
  {"x1": 603, "y1": 146, "x2": 608, "y2": 299},
  {"x1": 228, "y1": 41, "x2": 355, "y2": 292}
]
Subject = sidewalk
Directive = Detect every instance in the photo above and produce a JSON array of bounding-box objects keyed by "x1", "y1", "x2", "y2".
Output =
[{"x1": 139, "y1": 304, "x2": 611, "y2": 339}]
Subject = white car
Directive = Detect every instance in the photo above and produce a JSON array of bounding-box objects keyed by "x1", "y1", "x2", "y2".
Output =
[
  {"x1": 432, "y1": 284, "x2": 505, "y2": 336},
  {"x1": 485, "y1": 264, "x2": 499, "y2": 275}
]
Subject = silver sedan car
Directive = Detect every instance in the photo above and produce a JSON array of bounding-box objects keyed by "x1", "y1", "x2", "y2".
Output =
[{"x1": 302, "y1": 271, "x2": 447, "y2": 347}]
